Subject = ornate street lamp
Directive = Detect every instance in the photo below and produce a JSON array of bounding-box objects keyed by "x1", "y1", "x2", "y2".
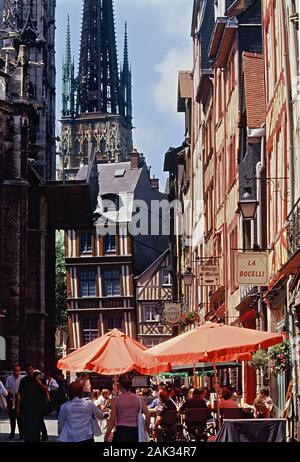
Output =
[
  {"x1": 238, "y1": 192, "x2": 259, "y2": 221},
  {"x1": 182, "y1": 267, "x2": 195, "y2": 287}
]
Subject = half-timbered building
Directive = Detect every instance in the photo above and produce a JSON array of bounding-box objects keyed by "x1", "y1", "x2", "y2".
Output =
[
  {"x1": 66, "y1": 152, "x2": 170, "y2": 351},
  {"x1": 136, "y1": 250, "x2": 174, "y2": 348}
]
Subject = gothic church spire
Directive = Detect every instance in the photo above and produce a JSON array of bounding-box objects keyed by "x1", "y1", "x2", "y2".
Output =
[
  {"x1": 76, "y1": 0, "x2": 121, "y2": 115},
  {"x1": 120, "y1": 21, "x2": 132, "y2": 122},
  {"x1": 62, "y1": 15, "x2": 75, "y2": 118}
]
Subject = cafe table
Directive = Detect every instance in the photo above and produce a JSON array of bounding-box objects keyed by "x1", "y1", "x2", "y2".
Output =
[{"x1": 215, "y1": 418, "x2": 287, "y2": 442}]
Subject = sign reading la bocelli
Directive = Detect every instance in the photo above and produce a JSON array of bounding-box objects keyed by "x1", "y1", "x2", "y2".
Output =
[
  {"x1": 163, "y1": 303, "x2": 182, "y2": 325},
  {"x1": 236, "y1": 252, "x2": 269, "y2": 286}
]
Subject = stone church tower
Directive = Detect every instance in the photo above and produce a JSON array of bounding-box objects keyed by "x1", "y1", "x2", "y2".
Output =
[
  {"x1": 0, "y1": 0, "x2": 57, "y2": 370},
  {"x1": 61, "y1": 0, "x2": 133, "y2": 178}
]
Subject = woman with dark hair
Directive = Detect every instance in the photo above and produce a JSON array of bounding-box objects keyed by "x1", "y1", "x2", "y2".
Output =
[
  {"x1": 58, "y1": 382, "x2": 105, "y2": 443},
  {"x1": 104, "y1": 374, "x2": 150, "y2": 443}
]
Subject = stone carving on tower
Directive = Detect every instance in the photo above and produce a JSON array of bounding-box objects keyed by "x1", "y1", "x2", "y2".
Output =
[
  {"x1": 0, "y1": 0, "x2": 56, "y2": 180},
  {"x1": 61, "y1": 0, "x2": 133, "y2": 178}
]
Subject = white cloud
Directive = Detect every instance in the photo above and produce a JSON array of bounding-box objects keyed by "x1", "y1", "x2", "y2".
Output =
[
  {"x1": 123, "y1": 0, "x2": 192, "y2": 39},
  {"x1": 153, "y1": 46, "x2": 192, "y2": 114}
]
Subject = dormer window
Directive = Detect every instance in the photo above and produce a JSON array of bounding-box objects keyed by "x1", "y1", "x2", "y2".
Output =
[{"x1": 102, "y1": 194, "x2": 120, "y2": 212}]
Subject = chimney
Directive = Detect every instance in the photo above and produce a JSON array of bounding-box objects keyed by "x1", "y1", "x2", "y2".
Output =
[
  {"x1": 151, "y1": 175, "x2": 159, "y2": 191},
  {"x1": 131, "y1": 148, "x2": 140, "y2": 170}
]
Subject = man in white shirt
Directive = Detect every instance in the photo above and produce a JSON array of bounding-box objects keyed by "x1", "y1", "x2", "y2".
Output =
[{"x1": 5, "y1": 365, "x2": 24, "y2": 440}]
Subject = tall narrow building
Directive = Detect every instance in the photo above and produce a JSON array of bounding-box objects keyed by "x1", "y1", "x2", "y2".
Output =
[{"x1": 61, "y1": 0, "x2": 133, "y2": 177}]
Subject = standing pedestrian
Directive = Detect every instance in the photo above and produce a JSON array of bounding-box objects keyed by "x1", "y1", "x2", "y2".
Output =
[
  {"x1": 80, "y1": 374, "x2": 92, "y2": 398},
  {"x1": 56, "y1": 373, "x2": 68, "y2": 415},
  {"x1": 104, "y1": 374, "x2": 150, "y2": 443},
  {"x1": 43, "y1": 371, "x2": 59, "y2": 412},
  {"x1": 58, "y1": 382, "x2": 105, "y2": 443},
  {"x1": 5, "y1": 365, "x2": 24, "y2": 440},
  {"x1": 16, "y1": 364, "x2": 49, "y2": 443}
]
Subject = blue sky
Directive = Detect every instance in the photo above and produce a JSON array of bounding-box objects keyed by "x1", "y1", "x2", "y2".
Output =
[{"x1": 56, "y1": 0, "x2": 193, "y2": 183}]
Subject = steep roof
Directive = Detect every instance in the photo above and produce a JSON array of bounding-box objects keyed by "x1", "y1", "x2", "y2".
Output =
[
  {"x1": 243, "y1": 52, "x2": 266, "y2": 129},
  {"x1": 98, "y1": 162, "x2": 143, "y2": 194}
]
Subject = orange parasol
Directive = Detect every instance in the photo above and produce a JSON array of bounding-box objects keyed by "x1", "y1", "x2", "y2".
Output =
[
  {"x1": 146, "y1": 322, "x2": 283, "y2": 427},
  {"x1": 57, "y1": 329, "x2": 170, "y2": 376},
  {"x1": 145, "y1": 322, "x2": 283, "y2": 364}
]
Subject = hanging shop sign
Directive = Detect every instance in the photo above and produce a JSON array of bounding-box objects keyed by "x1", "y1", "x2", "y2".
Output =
[
  {"x1": 163, "y1": 303, "x2": 182, "y2": 325},
  {"x1": 198, "y1": 260, "x2": 221, "y2": 287},
  {"x1": 236, "y1": 252, "x2": 269, "y2": 286}
]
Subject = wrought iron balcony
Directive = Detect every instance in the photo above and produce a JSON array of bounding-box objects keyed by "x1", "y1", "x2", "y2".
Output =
[{"x1": 287, "y1": 198, "x2": 300, "y2": 258}]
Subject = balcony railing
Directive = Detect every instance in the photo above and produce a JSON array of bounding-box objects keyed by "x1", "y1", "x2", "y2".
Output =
[{"x1": 287, "y1": 198, "x2": 300, "y2": 258}]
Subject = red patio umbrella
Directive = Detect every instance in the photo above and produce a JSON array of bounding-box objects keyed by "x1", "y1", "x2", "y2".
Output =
[
  {"x1": 57, "y1": 328, "x2": 170, "y2": 377},
  {"x1": 146, "y1": 322, "x2": 283, "y2": 426},
  {"x1": 145, "y1": 322, "x2": 283, "y2": 364}
]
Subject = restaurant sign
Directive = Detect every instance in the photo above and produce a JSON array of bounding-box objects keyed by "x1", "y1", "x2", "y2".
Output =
[
  {"x1": 199, "y1": 262, "x2": 221, "y2": 286},
  {"x1": 163, "y1": 303, "x2": 182, "y2": 325},
  {"x1": 236, "y1": 252, "x2": 269, "y2": 286}
]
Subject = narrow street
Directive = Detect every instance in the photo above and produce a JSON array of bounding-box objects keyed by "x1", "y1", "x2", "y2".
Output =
[{"x1": 0, "y1": 414, "x2": 104, "y2": 443}]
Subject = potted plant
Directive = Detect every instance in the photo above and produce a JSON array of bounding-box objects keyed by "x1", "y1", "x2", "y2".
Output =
[
  {"x1": 268, "y1": 340, "x2": 291, "y2": 377},
  {"x1": 180, "y1": 311, "x2": 200, "y2": 328},
  {"x1": 248, "y1": 349, "x2": 269, "y2": 372}
]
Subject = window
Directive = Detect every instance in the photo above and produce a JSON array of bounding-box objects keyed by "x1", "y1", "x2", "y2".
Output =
[
  {"x1": 276, "y1": 132, "x2": 283, "y2": 234},
  {"x1": 160, "y1": 270, "x2": 172, "y2": 286},
  {"x1": 105, "y1": 234, "x2": 116, "y2": 253},
  {"x1": 143, "y1": 306, "x2": 161, "y2": 323},
  {"x1": 80, "y1": 232, "x2": 92, "y2": 253},
  {"x1": 103, "y1": 270, "x2": 121, "y2": 297},
  {"x1": 79, "y1": 271, "x2": 97, "y2": 297},
  {"x1": 269, "y1": 150, "x2": 275, "y2": 243},
  {"x1": 274, "y1": 5, "x2": 281, "y2": 82},
  {"x1": 105, "y1": 316, "x2": 123, "y2": 331},
  {"x1": 217, "y1": 72, "x2": 223, "y2": 120},
  {"x1": 228, "y1": 137, "x2": 236, "y2": 190},
  {"x1": 216, "y1": 151, "x2": 224, "y2": 209},
  {"x1": 230, "y1": 226, "x2": 238, "y2": 293},
  {"x1": 82, "y1": 317, "x2": 98, "y2": 344},
  {"x1": 205, "y1": 183, "x2": 214, "y2": 236},
  {"x1": 266, "y1": 23, "x2": 274, "y2": 102},
  {"x1": 102, "y1": 194, "x2": 119, "y2": 212},
  {"x1": 143, "y1": 338, "x2": 160, "y2": 348}
]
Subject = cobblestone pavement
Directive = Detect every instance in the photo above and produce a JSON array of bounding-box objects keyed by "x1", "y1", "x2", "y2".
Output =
[{"x1": 0, "y1": 412, "x2": 104, "y2": 443}]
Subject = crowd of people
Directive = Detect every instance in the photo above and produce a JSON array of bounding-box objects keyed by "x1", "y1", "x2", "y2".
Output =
[{"x1": 0, "y1": 367, "x2": 277, "y2": 443}]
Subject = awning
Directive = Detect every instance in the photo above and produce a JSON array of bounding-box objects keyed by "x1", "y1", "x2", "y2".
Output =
[
  {"x1": 235, "y1": 294, "x2": 258, "y2": 313},
  {"x1": 277, "y1": 249, "x2": 300, "y2": 279},
  {"x1": 172, "y1": 362, "x2": 242, "y2": 374},
  {"x1": 210, "y1": 286, "x2": 225, "y2": 305}
]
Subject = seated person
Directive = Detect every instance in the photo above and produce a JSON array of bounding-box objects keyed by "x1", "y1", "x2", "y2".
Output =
[
  {"x1": 219, "y1": 387, "x2": 239, "y2": 409},
  {"x1": 253, "y1": 396, "x2": 271, "y2": 419},
  {"x1": 259, "y1": 387, "x2": 276, "y2": 417},
  {"x1": 148, "y1": 396, "x2": 161, "y2": 409},
  {"x1": 153, "y1": 390, "x2": 177, "y2": 441},
  {"x1": 180, "y1": 388, "x2": 210, "y2": 414}
]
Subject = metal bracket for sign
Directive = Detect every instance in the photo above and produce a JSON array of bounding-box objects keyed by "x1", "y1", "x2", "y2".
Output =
[{"x1": 193, "y1": 256, "x2": 222, "y2": 265}]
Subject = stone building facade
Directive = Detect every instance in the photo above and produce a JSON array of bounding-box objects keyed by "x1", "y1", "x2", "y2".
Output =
[{"x1": 0, "y1": 0, "x2": 57, "y2": 370}]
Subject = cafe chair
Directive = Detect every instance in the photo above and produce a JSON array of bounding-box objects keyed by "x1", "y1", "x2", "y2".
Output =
[
  {"x1": 183, "y1": 408, "x2": 211, "y2": 442},
  {"x1": 157, "y1": 410, "x2": 183, "y2": 442},
  {"x1": 220, "y1": 408, "x2": 248, "y2": 421}
]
